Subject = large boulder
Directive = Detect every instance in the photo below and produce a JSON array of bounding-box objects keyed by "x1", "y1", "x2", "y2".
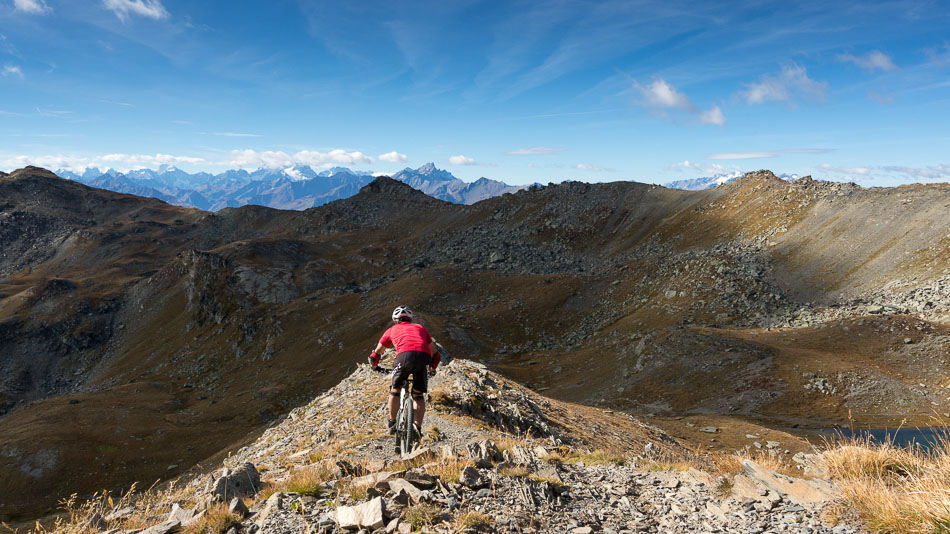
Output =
[{"x1": 212, "y1": 462, "x2": 261, "y2": 501}]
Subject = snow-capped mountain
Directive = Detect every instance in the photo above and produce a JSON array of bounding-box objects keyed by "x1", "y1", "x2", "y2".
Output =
[
  {"x1": 666, "y1": 171, "x2": 800, "y2": 191},
  {"x1": 392, "y1": 163, "x2": 526, "y2": 204},
  {"x1": 55, "y1": 163, "x2": 525, "y2": 211}
]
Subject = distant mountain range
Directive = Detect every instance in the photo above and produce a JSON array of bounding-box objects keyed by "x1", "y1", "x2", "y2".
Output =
[
  {"x1": 666, "y1": 171, "x2": 801, "y2": 191},
  {"x1": 55, "y1": 162, "x2": 803, "y2": 209},
  {"x1": 56, "y1": 163, "x2": 527, "y2": 211}
]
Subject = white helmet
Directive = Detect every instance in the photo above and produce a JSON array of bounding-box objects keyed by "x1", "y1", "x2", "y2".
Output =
[{"x1": 392, "y1": 305, "x2": 413, "y2": 322}]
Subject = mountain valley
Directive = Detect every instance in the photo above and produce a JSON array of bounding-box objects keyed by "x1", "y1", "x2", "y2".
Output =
[{"x1": 1, "y1": 166, "x2": 949, "y2": 523}]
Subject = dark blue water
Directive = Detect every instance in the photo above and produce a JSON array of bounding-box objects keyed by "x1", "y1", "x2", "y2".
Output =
[{"x1": 824, "y1": 427, "x2": 947, "y2": 451}]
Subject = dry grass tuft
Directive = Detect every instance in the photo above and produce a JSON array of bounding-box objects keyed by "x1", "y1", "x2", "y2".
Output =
[
  {"x1": 21, "y1": 479, "x2": 195, "y2": 534},
  {"x1": 403, "y1": 503, "x2": 442, "y2": 530},
  {"x1": 498, "y1": 466, "x2": 531, "y2": 478},
  {"x1": 427, "y1": 459, "x2": 474, "y2": 484},
  {"x1": 454, "y1": 510, "x2": 492, "y2": 532},
  {"x1": 182, "y1": 504, "x2": 240, "y2": 534},
  {"x1": 545, "y1": 448, "x2": 625, "y2": 466},
  {"x1": 821, "y1": 431, "x2": 950, "y2": 534},
  {"x1": 276, "y1": 465, "x2": 334, "y2": 496}
]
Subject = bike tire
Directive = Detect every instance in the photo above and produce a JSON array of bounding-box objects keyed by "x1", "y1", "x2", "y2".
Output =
[{"x1": 400, "y1": 389, "x2": 414, "y2": 456}]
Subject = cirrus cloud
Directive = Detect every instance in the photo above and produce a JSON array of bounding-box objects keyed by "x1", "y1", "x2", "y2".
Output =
[
  {"x1": 13, "y1": 0, "x2": 51, "y2": 14},
  {"x1": 506, "y1": 146, "x2": 566, "y2": 156},
  {"x1": 102, "y1": 0, "x2": 169, "y2": 21}
]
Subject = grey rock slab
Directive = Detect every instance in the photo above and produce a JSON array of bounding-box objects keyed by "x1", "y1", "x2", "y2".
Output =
[
  {"x1": 166, "y1": 503, "x2": 194, "y2": 524},
  {"x1": 254, "y1": 492, "x2": 283, "y2": 527},
  {"x1": 388, "y1": 478, "x2": 425, "y2": 503},
  {"x1": 336, "y1": 496, "x2": 385, "y2": 531},
  {"x1": 229, "y1": 497, "x2": 249, "y2": 518},
  {"x1": 140, "y1": 519, "x2": 180, "y2": 534}
]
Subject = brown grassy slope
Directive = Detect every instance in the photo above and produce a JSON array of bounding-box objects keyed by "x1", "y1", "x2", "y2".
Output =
[{"x1": 2, "y1": 168, "x2": 950, "y2": 520}]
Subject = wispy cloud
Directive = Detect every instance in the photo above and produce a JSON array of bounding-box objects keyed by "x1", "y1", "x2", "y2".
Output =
[
  {"x1": 634, "y1": 78, "x2": 725, "y2": 126},
  {"x1": 213, "y1": 132, "x2": 262, "y2": 138},
  {"x1": 2, "y1": 65, "x2": 24, "y2": 79},
  {"x1": 836, "y1": 50, "x2": 897, "y2": 72},
  {"x1": 99, "y1": 99, "x2": 134, "y2": 107},
  {"x1": 448, "y1": 155, "x2": 476, "y2": 166},
  {"x1": 707, "y1": 148, "x2": 832, "y2": 160},
  {"x1": 227, "y1": 149, "x2": 373, "y2": 169},
  {"x1": 13, "y1": 0, "x2": 51, "y2": 14},
  {"x1": 36, "y1": 107, "x2": 73, "y2": 117},
  {"x1": 881, "y1": 164, "x2": 950, "y2": 182},
  {"x1": 817, "y1": 163, "x2": 870, "y2": 175},
  {"x1": 102, "y1": 0, "x2": 169, "y2": 21},
  {"x1": 378, "y1": 151, "x2": 408, "y2": 163},
  {"x1": 740, "y1": 64, "x2": 826, "y2": 106},
  {"x1": 574, "y1": 163, "x2": 603, "y2": 172},
  {"x1": 507, "y1": 146, "x2": 565, "y2": 156},
  {"x1": 925, "y1": 42, "x2": 950, "y2": 67}
]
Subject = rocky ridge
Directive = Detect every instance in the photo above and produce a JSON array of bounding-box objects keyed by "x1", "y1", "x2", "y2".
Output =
[{"x1": 61, "y1": 359, "x2": 859, "y2": 534}]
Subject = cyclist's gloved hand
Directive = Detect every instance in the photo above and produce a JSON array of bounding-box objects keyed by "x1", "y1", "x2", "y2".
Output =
[
  {"x1": 369, "y1": 351, "x2": 380, "y2": 368},
  {"x1": 431, "y1": 352, "x2": 440, "y2": 370}
]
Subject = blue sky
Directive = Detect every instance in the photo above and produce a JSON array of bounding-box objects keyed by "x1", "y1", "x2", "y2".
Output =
[{"x1": 1, "y1": 0, "x2": 949, "y2": 186}]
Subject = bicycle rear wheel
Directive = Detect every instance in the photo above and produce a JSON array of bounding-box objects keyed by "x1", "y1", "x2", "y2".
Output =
[{"x1": 399, "y1": 389, "x2": 414, "y2": 455}]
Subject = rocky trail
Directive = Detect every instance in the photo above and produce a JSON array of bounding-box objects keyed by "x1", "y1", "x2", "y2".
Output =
[{"x1": 68, "y1": 359, "x2": 863, "y2": 534}]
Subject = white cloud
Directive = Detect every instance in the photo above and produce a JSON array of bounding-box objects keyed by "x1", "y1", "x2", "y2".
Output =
[
  {"x1": 740, "y1": 64, "x2": 826, "y2": 105},
  {"x1": 0, "y1": 153, "x2": 206, "y2": 172},
  {"x1": 2, "y1": 65, "x2": 23, "y2": 78},
  {"x1": 638, "y1": 79, "x2": 691, "y2": 109},
  {"x1": 669, "y1": 160, "x2": 733, "y2": 175},
  {"x1": 698, "y1": 105, "x2": 725, "y2": 126},
  {"x1": 506, "y1": 146, "x2": 565, "y2": 156},
  {"x1": 102, "y1": 0, "x2": 168, "y2": 20},
  {"x1": 13, "y1": 0, "x2": 51, "y2": 14},
  {"x1": 227, "y1": 149, "x2": 374, "y2": 169},
  {"x1": 574, "y1": 163, "x2": 602, "y2": 172},
  {"x1": 836, "y1": 50, "x2": 897, "y2": 72},
  {"x1": 708, "y1": 148, "x2": 833, "y2": 160},
  {"x1": 817, "y1": 163, "x2": 870, "y2": 175},
  {"x1": 448, "y1": 155, "x2": 476, "y2": 166},
  {"x1": 214, "y1": 132, "x2": 261, "y2": 137},
  {"x1": 378, "y1": 151, "x2": 408, "y2": 163},
  {"x1": 634, "y1": 78, "x2": 724, "y2": 126}
]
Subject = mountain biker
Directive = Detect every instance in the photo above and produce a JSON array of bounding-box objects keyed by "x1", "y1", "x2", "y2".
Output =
[{"x1": 369, "y1": 305, "x2": 440, "y2": 435}]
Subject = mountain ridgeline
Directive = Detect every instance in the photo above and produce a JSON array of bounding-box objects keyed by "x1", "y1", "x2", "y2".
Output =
[
  {"x1": 56, "y1": 162, "x2": 527, "y2": 210},
  {"x1": 1, "y1": 166, "x2": 950, "y2": 521}
]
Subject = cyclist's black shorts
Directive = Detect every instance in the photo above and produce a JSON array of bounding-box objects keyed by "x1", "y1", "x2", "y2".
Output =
[{"x1": 392, "y1": 351, "x2": 431, "y2": 395}]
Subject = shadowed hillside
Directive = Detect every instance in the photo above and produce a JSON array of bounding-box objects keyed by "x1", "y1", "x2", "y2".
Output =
[{"x1": 1, "y1": 166, "x2": 950, "y2": 520}]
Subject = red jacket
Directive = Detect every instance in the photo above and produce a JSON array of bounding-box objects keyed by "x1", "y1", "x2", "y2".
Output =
[{"x1": 379, "y1": 322, "x2": 432, "y2": 354}]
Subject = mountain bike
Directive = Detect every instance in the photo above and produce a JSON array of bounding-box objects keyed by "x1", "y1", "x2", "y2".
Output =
[{"x1": 373, "y1": 365, "x2": 420, "y2": 457}]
